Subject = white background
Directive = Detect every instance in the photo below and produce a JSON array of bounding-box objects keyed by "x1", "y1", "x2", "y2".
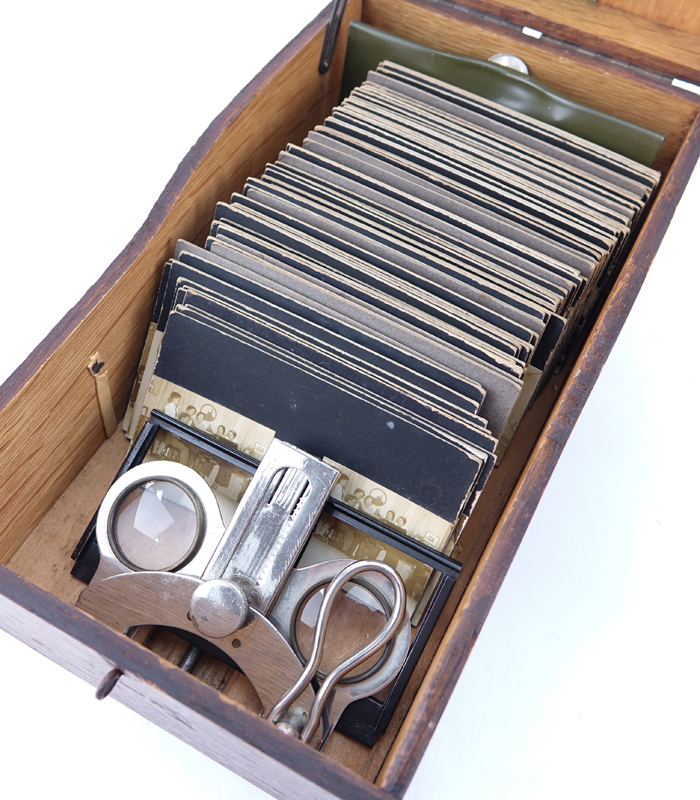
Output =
[{"x1": 1, "y1": 2, "x2": 699, "y2": 798}]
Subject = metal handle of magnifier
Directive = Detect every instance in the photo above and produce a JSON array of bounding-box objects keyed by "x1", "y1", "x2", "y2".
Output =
[{"x1": 79, "y1": 438, "x2": 411, "y2": 746}]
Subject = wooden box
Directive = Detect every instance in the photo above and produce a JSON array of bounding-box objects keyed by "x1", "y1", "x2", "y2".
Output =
[{"x1": 1, "y1": 1, "x2": 698, "y2": 797}]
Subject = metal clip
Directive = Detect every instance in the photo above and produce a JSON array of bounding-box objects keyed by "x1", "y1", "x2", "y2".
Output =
[
  {"x1": 268, "y1": 560, "x2": 406, "y2": 744},
  {"x1": 202, "y1": 439, "x2": 339, "y2": 615},
  {"x1": 318, "y1": 0, "x2": 349, "y2": 75}
]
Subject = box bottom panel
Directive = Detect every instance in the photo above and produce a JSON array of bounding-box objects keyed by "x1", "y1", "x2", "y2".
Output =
[{"x1": 3, "y1": 345, "x2": 568, "y2": 787}]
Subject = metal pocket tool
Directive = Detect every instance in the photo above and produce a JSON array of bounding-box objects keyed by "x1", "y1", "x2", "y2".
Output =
[{"x1": 77, "y1": 439, "x2": 411, "y2": 748}]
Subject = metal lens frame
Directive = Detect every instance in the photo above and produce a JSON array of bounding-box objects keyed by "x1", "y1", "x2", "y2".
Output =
[
  {"x1": 75, "y1": 413, "x2": 461, "y2": 747},
  {"x1": 107, "y1": 473, "x2": 206, "y2": 573}
]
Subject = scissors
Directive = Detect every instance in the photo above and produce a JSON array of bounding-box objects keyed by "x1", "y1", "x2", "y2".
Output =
[{"x1": 77, "y1": 439, "x2": 410, "y2": 748}]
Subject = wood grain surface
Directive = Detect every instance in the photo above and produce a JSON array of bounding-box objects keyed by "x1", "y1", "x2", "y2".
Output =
[
  {"x1": 599, "y1": 0, "x2": 700, "y2": 38},
  {"x1": 1, "y1": 0, "x2": 699, "y2": 797},
  {"x1": 448, "y1": 0, "x2": 700, "y2": 85},
  {"x1": 0, "y1": 0, "x2": 360, "y2": 565}
]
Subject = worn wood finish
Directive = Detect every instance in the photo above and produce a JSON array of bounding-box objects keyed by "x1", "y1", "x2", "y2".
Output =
[
  {"x1": 4, "y1": 418, "x2": 446, "y2": 778},
  {"x1": 448, "y1": 0, "x2": 700, "y2": 85},
  {"x1": 6, "y1": 430, "x2": 130, "y2": 595},
  {"x1": 0, "y1": 564, "x2": 394, "y2": 800},
  {"x1": 599, "y1": 0, "x2": 700, "y2": 38},
  {"x1": 376, "y1": 110, "x2": 700, "y2": 797},
  {"x1": 1, "y1": 360, "x2": 585, "y2": 786},
  {"x1": 363, "y1": 0, "x2": 700, "y2": 176},
  {"x1": 0, "y1": 0, "x2": 360, "y2": 565},
  {"x1": 1, "y1": 0, "x2": 700, "y2": 797}
]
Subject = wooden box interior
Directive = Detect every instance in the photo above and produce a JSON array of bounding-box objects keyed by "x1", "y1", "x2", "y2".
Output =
[{"x1": 0, "y1": 0, "x2": 698, "y2": 797}]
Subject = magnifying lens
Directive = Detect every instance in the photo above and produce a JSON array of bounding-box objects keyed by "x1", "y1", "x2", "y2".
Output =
[
  {"x1": 79, "y1": 439, "x2": 411, "y2": 749},
  {"x1": 109, "y1": 478, "x2": 203, "y2": 572},
  {"x1": 92, "y1": 460, "x2": 226, "y2": 583}
]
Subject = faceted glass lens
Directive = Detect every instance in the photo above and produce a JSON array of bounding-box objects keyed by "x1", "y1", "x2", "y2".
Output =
[{"x1": 112, "y1": 480, "x2": 200, "y2": 571}]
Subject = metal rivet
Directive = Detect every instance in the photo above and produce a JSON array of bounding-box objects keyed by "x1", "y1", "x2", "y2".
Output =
[
  {"x1": 189, "y1": 579, "x2": 249, "y2": 639},
  {"x1": 275, "y1": 707, "x2": 308, "y2": 738},
  {"x1": 488, "y1": 53, "x2": 530, "y2": 74},
  {"x1": 96, "y1": 668, "x2": 123, "y2": 700}
]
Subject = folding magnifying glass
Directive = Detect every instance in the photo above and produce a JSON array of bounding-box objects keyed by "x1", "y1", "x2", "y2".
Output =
[{"x1": 77, "y1": 439, "x2": 411, "y2": 748}]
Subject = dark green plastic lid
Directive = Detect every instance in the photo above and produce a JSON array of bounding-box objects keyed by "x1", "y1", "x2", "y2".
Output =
[{"x1": 341, "y1": 22, "x2": 664, "y2": 167}]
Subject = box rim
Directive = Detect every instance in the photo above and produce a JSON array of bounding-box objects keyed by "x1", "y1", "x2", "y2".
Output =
[
  {"x1": 0, "y1": 562, "x2": 396, "y2": 800},
  {"x1": 1, "y1": 1, "x2": 699, "y2": 797},
  {"x1": 376, "y1": 108, "x2": 700, "y2": 795},
  {"x1": 447, "y1": 0, "x2": 700, "y2": 86}
]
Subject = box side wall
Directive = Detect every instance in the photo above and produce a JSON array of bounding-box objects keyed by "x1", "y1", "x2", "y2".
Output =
[
  {"x1": 0, "y1": 562, "x2": 394, "y2": 800},
  {"x1": 377, "y1": 109, "x2": 700, "y2": 796},
  {"x1": 0, "y1": 0, "x2": 360, "y2": 565},
  {"x1": 0, "y1": 0, "x2": 698, "y2": 796},
  {"x1": 599, "y1": 0, "x2": 700, "y2": 38},
  {"x1": 448, "y1": 0, "x2": 700, "y2": 85}
]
